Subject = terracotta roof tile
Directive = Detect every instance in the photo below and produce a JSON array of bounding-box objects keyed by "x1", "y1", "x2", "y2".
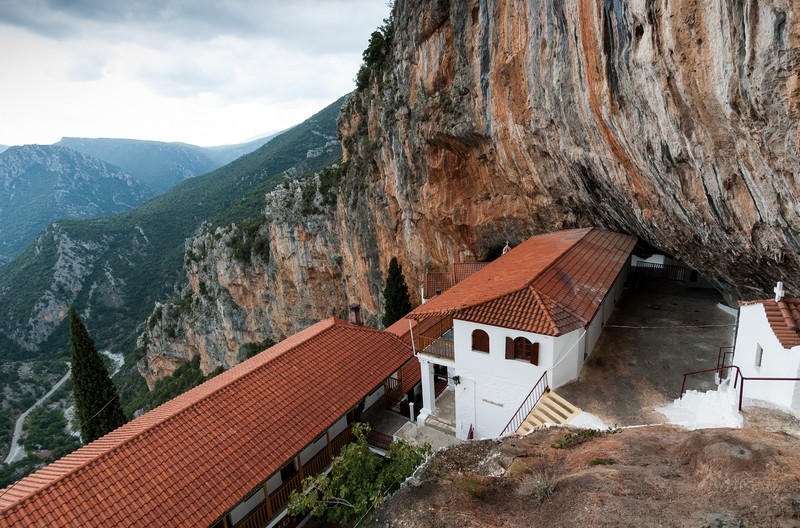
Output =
[
  {"x1": 0, "y1": 318, "x2": 412, "y2": 527},
  {"x1": 409, "y1": 228, "x2": 636, "y2": 335},
  {"x1": 423, "y1": 262, "x2": 489, "y2": 298},
  {"x1": 742, "y1": 298, "x2": 800, "y2": 348}
]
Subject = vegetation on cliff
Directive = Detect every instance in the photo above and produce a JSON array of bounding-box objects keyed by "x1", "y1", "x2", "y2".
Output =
[
  {"x1": 289, "y1": 423, "x2": 430, "y2": 525},
  {"x1": 70, "y1": 307, "x2": 127, "y2": 444},
  {"x1": 382, "y1": 257, "x2": 412, "y2": 328},
  {"x1": 355, "y1": 13, "x2": 394, "y2": 91},
  {"x1": 0, "y1": 96, "x2": 345, "y2": 363}
]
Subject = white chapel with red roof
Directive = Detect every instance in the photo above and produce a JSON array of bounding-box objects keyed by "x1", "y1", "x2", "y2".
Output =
[{"x1": 408, "y1": 228, "x2": 637, "y2": 440}]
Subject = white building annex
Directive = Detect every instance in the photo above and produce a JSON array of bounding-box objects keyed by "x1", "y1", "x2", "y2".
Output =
[
  {"x1": 408, "y1": 228, "x2": 637, "y2": 440},
  {"x1": 732, "y1": 284, "x2": 800, "y2": 410}
]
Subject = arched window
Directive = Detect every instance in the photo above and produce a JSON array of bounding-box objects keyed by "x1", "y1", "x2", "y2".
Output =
[
  {"x1": 505, "y1": 337, "x2": 539, "y2": 365},
  {"x1": 471, "y1": 329, "x2": 490, "y2": 353}
]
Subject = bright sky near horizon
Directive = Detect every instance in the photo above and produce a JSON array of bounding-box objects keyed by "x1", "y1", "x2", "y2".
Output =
[{"x1": 0, "y1": 1, "x2": 391, "y2": 147}]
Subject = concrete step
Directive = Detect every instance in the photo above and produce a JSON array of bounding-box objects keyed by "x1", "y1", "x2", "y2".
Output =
[
  {"x1": 516, "y1": 390, "x2": 581, "y2": 436},
  {"x1": 424, "y1": 415, "x2": 456, "y2": 436}
]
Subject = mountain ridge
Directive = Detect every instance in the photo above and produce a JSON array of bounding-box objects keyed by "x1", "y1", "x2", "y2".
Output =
[
  {"x1": 56, "y1": 136, "x2": 273, "y2": 195},
  {"x1": 0, "y1": 96, "x2": 345, "y2": 362},
  {"x1": 0, "y1": 145, "x2": 154, "y2": 264}
]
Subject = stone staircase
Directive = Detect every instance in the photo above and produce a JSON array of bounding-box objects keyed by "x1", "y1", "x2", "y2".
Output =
[
  {"x1": 424, "y1": 415, "x2": 456, "y2": 436},
  {"x1": 516, "y1": 390, "x2": 581, "y2": 435}
]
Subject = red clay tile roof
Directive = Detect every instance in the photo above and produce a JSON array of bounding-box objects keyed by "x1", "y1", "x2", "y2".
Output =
[
  {"x1": 423, "y1": 262, "x2": 489, "y2": 298},
  {"x1": 0, "y1": 318, "x2": 412, "y2": 527},
  {"x1": 741, "y1": 298, "x2": 800, "y2": 349},
  {"x1": 409, "y1": 228, "x2": 636, "y2": 336}
]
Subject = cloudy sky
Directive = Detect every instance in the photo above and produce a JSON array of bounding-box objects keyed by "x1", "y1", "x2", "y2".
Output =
[{"x1": 0, "y1": 1, "x2": 391, "y2": 147}]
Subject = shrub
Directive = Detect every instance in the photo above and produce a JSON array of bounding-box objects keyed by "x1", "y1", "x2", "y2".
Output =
[
  {"x1": 517, "y1": 457, "x2": 559, "y2": 502},
  {"x1": 553, "y1": 428, "x2": 619, "y2": 449},
  {"x1": 459, "y1": 472, "x2": 485, "y2": 498}
]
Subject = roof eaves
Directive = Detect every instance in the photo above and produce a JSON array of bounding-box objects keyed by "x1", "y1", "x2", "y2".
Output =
[{"x1": 0, "y1": 318, "x2": 343, "y2": 512}]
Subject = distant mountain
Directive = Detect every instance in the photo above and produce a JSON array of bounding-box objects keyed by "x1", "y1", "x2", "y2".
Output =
[
  {"x1": 0, "y1": 96, "x2": 344, "y2": 361},
  {"x1": 56, "y1": 138, "x2": 224, "y2": 195},
  {"x1": 202, "y1": 134, "x2": 279, "y2": 166},
  {"x1": 0, "y1": 146, "x2": 7, "y2": 154},
  {"x1": 0, "y1": 145, "x2": 154, "y2": 264}
]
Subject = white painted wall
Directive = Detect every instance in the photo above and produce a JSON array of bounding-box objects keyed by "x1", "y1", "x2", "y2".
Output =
[
  {"x1": 449, "y1": 266, "x2": 629, "y2": 438},
  {"x1": 451, "y1": 319, "x2": 554, "y2": 438},
  {"x1": 551, "y1": 328, "x2": 584, "y2": 389},
  {"x1": 328, "y1": 416, "x2": 348, "y2": 438},
  {"x1": 265, "y1": 471, "x2": 283, "y2": 494},
  {"x1": 734, "y1": 303, "x2": 800, "y2": 409},
  {"x1": 299, "y1": 434, "x2": 328, "y2": 465},
  {"x1": 229, "y1": 487, "x2": 265, "y2": 525},
  {"x1": 363, "y1": 385, "x2": 385, "y2": 410},
  {"x1": 631, "y1": 254, "x2": 667, "y2": 266}
]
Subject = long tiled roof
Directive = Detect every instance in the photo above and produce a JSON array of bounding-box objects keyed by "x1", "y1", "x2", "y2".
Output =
[
  {"x1": 408, "y1": 228, "x2": 636, "y2": 336},
  {"x1": 0, "y1": 318, "x2": 412, "y2": 527},
  {"x1": 742, "y1": 298, "x2": 800, "y2": 349}
]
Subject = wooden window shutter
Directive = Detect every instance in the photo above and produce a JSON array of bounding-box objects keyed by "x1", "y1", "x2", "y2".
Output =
[
  {"x1": 505, "y1": 337, "x2": 514, "y2": 359},
  {"x1": 529, "y1": 343, "x2": 540, "y2": 365}
]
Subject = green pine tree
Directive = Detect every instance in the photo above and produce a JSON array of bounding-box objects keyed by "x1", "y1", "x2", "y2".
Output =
[
  {"x1": 382, "y1": 257, "x2": 412, "y2": 328},
  {"x1": 69, "y1": 306, "x2": 127, "y2": 444}
]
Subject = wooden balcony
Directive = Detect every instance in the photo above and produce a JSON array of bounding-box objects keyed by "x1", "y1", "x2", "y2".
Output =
[
  {"x1": 234, "y1": 427, "x2": 356, "y2": 528},
  {"x1": 419, "y1": 335, "x2": 454, "y2": 360},
  {"x1": 418, "y1": 315, "x2": 454, "y2": 361}
]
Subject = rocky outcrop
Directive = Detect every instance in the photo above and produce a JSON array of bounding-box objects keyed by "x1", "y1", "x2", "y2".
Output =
[
  {"x1": 137, "y1": 170, "x2": 351, "y2": 385},
  {"x1": 366, "y1": 425, "x2": 800, "y2": 527},
  {"x1": 141, "y1": 0, "x2": 799, "y2": 382},
  {"x1": 338, "y1": 0, "x2": 799, "y2": 305},
  {"x1": 3, "y1": 225, "x2": 112, "y2": 353}
]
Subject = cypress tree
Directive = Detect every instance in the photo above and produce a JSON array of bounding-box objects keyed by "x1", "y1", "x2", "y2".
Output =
[
  {"x1": 382, "y1": 257, "x2": 412, "y2": 328},
  {"x1": 69, "y1": 306, "x2": 127, "y2": 444}
]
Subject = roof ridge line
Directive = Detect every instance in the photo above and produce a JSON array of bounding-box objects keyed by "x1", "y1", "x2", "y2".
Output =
[
  {"x1": 1, "y1": 317, "x2": 343, "y2": 513},
  {"x1": 415, "y1": 228, "x2": 593, "y2": 321},
  {"x1": 530, "y1": 289, "x2": 563, "y2": 335},
  {"x1": 526, "y1": 227, "x2": 593, "y2": 289},
  {"x1": 331, "y1": 318, "x2": 414, "y2": 348}
]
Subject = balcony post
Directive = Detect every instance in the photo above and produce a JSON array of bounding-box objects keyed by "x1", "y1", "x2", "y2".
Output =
[
  {"x1": 417, "y1": 359, "x2": 436, "y2": 425},
  {"x1": 263, "y1": 483, "x2": 273, "y2": 520}
]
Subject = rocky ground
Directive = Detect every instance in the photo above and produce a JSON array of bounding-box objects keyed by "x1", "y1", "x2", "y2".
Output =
[{"x1": 365, "y1": 425, "x2": 800, "y2": 528}]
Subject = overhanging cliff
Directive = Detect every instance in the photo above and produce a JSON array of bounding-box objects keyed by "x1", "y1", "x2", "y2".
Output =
[
  {"x1": 339, "y1": 0, "x2": 799, "y2": 305},
  {"x1": 139, "y1": 0, "x2": 799, "y2": 381}
]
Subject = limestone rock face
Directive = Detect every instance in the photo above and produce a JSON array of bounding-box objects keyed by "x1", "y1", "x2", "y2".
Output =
[
  {"x1": 141, "y1": 0, "x2": 799, "y2": 383},
  {"x1": 339, "y1": 0, "x2": 799, "y2": 304},
  {"x1": 137, "y1": 173, "x2": 350, "y2": 386}
]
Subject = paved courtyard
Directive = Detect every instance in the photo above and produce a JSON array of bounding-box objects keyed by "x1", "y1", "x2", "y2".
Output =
[{"x1": 556, "y1": 278, "x2": 737, "y2": 426}]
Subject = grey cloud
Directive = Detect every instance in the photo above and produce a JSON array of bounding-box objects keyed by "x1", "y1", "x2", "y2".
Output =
[
  {"x1": 138, "y1": 61, "x2": 231, "y2": 97},
  {"x1": 0, "y1": 0, "x2": 387, "y2": 55}
]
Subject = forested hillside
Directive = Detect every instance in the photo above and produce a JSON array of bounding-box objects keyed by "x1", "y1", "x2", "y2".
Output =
[{"x1": 0, "y1": 96, "x2": 344, "y2": 362}]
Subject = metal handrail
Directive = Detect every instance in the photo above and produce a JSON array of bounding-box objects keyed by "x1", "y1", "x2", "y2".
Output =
[
  {"x1": 680, "y1": 365, "x2": 800, "y2": 411},
  {"x1": 500, "y1": 371, "x2": 549, "y2": 436},
  {"x1": 716, "y1": 346, "x2": 735, "y2": 383}
]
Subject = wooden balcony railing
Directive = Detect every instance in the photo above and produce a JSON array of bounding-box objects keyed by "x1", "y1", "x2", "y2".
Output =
[
  {"x1": 236, "y1": 501, "x2": 271, "y2": 528},
  {"x1": 417, "y1": 314, "x2": 455, "y2": 360},
  {"x1": 418, "y1": 335, "x2": 454, "y2": 360},
  {"x1": 234, "y1": 426, "x2": 356, "y2": 528}
]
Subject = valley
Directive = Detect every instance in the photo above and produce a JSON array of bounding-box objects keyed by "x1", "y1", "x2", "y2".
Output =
[{"x1": 0, "y1": 0, "x2": 798, "y2": 522}]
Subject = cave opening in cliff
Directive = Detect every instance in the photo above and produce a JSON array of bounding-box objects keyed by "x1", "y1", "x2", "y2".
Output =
[
  {"x1": 629, "y1": 238, "x2": 719, "y2": 295},
  {"x1": 484, "y1": 243, "x2": 509, "y2": 262}
]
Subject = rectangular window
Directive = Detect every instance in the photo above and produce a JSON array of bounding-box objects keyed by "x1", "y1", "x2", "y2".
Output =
[
  {"x1": 280, "y1": 459, "x2": 298, "y2": 482},
  {"x1": 754, "y1": 344, "x2": 763, "y2": 368}
]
